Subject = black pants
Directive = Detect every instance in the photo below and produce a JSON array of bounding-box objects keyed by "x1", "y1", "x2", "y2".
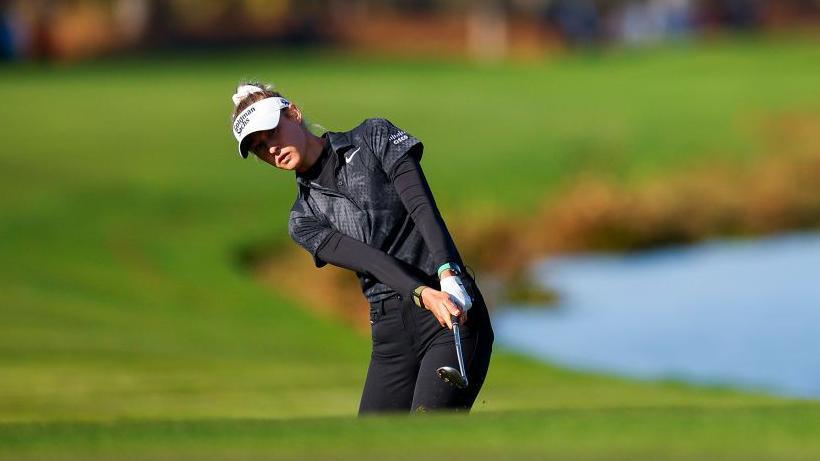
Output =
[{"x1": 359, "y1": 275, "x2": 494, "y2": 414}]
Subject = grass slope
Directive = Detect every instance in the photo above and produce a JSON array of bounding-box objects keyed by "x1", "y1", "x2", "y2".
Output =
[{"x1": 3, "y1": 404, "x2": 820, "y2": 460}]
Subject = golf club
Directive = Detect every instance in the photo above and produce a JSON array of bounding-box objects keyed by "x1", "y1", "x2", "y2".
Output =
[{"x1": 436, "y1": 315, "x2": 469, "y2": 389}]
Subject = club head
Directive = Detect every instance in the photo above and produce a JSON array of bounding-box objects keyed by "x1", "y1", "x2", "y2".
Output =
[{"x1": 436, "y1": 366, "x2": 468, "y2": 389}]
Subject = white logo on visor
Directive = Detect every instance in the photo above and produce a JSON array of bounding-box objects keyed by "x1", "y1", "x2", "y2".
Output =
[{"x1": 233, "y1": 106, "x2": 256, "y2": 135}]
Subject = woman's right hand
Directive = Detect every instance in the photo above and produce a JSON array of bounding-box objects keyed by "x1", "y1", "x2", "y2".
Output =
[{"x1": 420, "y1": 287, "x2": 465, "y2": 330}]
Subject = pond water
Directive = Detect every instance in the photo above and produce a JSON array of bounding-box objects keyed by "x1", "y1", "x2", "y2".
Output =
[{"x1": 492, "y1": 232, "x2": 820, "y2": 399}]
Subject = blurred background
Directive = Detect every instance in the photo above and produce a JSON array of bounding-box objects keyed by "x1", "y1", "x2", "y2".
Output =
[
  {"x1": 1, "y1": 1, "x2": 819, "y2": 460},
  {"x1": 2, "y1": 0, "x2": 818, "y2": 62}
]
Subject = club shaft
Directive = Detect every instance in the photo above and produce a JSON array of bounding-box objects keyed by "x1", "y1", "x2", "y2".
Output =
[{"x1": 452, "y1": 323, "x2": 468, "y2": 384}]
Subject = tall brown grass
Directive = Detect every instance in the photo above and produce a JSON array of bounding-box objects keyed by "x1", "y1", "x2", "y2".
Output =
[{"x1": 454, "y1": 113, "x2": 820, "y2": 271}]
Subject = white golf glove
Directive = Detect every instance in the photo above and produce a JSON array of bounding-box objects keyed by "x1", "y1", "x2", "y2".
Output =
[{"x1": 440, "y1": 275, "x2": 473, "y2": 313}]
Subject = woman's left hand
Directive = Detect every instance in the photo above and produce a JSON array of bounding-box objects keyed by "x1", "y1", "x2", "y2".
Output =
[{"x1": 439, "y1": 271, "x2": 471, "y2": 323}]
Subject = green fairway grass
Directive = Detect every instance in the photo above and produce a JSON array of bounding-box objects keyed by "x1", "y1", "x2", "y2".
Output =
[
  {"x1": 1, "y1": 36, "x2": 818, "y2": 458},
  {"x1": 3, "y1": 404, "x2": 820, "y2": 460}
]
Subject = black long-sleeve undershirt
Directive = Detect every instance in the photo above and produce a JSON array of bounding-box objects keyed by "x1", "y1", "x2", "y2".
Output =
[
  {"x1": 315, "y1": 231, "x2": 425, "y2": 298},
  {"x1": 315, "y1": 155, "x2": 462, "y2": 298},
  {"x1": 390, "y1": 155, "x2": 462, "y2": 269}
]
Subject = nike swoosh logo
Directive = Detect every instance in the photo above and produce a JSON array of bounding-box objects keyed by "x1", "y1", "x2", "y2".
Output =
[{"x1": 345, "y1": 147, "x2": 360, "y2": 164}]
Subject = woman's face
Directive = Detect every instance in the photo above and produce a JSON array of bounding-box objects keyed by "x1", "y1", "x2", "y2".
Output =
[{"x1": 247, "y1": 108, "x2": 306, "y2": 171}]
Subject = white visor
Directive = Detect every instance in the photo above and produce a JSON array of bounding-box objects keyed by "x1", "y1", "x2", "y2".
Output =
[{"x1": 232, "y1": 96, "x2": 291, "y2": 158}]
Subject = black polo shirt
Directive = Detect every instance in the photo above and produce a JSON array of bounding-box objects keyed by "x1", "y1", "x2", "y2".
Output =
[{"x1": 289, "y1": 118, "x2": 463, "y2": 303}]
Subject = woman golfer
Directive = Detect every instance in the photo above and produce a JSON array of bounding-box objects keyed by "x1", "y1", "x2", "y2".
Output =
[{"x1": 230, "y1": 82, "x2": 493, "y2": 413}]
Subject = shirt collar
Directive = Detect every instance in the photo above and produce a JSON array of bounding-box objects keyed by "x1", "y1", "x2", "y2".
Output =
[
  {"x1": 326, "y1": 130, "x2": 353, "y2": 152},
  {"x1": 295, "y1": 132, "x2": 348, "y2": 190}
]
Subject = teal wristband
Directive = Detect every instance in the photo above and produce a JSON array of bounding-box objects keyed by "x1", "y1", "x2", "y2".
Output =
[{"x1": 437, "y1": 262, "x2": 457, "y2": 277}]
